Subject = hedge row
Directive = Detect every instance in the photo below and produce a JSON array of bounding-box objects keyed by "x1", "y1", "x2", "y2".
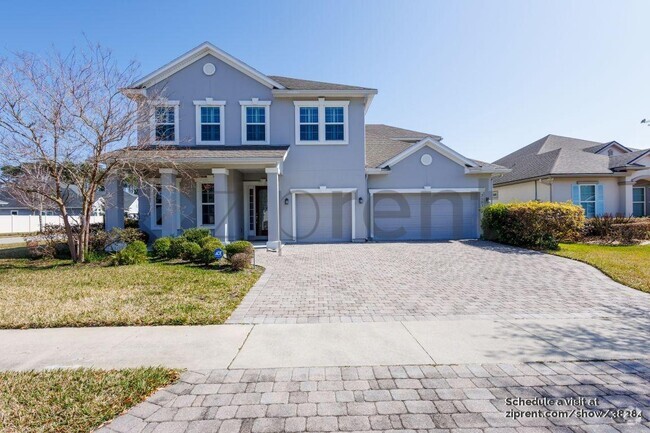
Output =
[{"x1": 482, "y1": 201, "x2": 585, "y2": 250}]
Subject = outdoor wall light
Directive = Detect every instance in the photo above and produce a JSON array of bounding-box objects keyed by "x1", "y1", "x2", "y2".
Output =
[
  {"x1": 284, "y1": 197, "x2": 290, "y2": 205},
  {"x1": 358, "y1": 197, "x2": 364, "y2": 204}
]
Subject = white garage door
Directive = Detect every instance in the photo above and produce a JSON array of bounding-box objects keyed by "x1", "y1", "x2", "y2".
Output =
[
  {"x1": 296, "y1": 193, "x2": 353, "y2": 243},
  {"x1": 373, "y1": 192, "x2": 479, "y2": 241}
]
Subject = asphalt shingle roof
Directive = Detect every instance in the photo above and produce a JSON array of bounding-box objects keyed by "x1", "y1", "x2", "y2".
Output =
[
  {"x1": 105, "y1": 145, "x2": 290, "y2": 162},
  {"x1": 364, "y1": 124, "x2": 505, "y2": 171},
  {"x1": 493, "y1": 134, "x2": 650, "y2": 185},
  {"x1": 269, "y1": 75, "x2": 376, "y2": 91}
]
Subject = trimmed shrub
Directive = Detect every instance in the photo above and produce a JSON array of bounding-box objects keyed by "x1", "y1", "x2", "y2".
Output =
[
  {"x1": 113, "y1": 227, "x2": 148, "y2": 245},
  {"x1": 111, "y1": 240, "x2": 148, "y2": 266},
  {"x1": 583, "y1": 214, "x2": 631, "y2": 238},
  {"x1": 224, "y1": 240, "x2": 254, "y2": 258},
  {"x1": 180, "y1": 241, "x2": 202, "y2": 261},
  {"x1": 181, "y1": 228, "x2": 211, "y2": 244},
  {"x1": 168, "y1": 237, "x2": 187, "y2": 259},
  {"x1": 230, "y1": 252, "x2": 252, "y2": 271},
  {"x1": 152, "y1": 237, "x2": 172, "y2": 258},
  {"x1": 196, "y1": 237, "x2": 225, "y2": 265},
  {"x1": 610, "y1": 219, "x2": 650, "y2": 244},
  {"x1": 197, "y1": 236, "x2": 219, "y2": 248},
  {"x1": 482, "y1": 201, "x2": 585, "y2": 250}
]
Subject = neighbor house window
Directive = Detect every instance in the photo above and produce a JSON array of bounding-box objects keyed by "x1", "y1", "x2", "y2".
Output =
[
  {"x1": 295, "y1": 99, "x2": 349, "y2": 144},
  {"x1": 579, "y1": 184, "x2": 596, "y2": 218},
  {"x1": 194, "y1": 99, "x2": 225, "y2": 145},
  {"x1": 199, "y1": 182, "x2": 215, "y2": 226},
  {"x1": 152, "y1": 102, "x2": 179, "y2": 144},
  {"x1": 240, "y1": 99, "x2": 271, "y2": 144},
  {"x1": 633, "y1": 187, "x2": 646, "y2": 217}
]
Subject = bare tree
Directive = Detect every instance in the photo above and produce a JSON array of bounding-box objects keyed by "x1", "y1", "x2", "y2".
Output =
[{"x1": 0, "y1": 42, "x2": 157, "y2": 262}]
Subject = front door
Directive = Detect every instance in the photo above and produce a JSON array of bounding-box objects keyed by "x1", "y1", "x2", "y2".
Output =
[{"x1": 255, "y1": 186, "x2": 268, "y2": 237}]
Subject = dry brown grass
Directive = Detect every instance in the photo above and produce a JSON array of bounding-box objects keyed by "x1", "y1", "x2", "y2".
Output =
[
  {"x1": 0, "y1": 367, "x2": 178, "y2": 433},
  {"x1": 0, "y1": 258, "x2": 262, "y2": 328}
]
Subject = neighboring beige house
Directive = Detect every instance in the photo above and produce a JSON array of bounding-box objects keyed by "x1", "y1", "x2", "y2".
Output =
[{"x1": 492, "y1": 134, "x2": 650, "y2": 217}]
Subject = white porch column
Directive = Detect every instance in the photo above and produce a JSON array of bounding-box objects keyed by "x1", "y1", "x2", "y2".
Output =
[
  {"x1": 619, "y1": 179, "x2": 634, "y2": 217},
  {"x1": 212, "y1": 168, "x2": 229, "y2": 242},
  {"x1": 159, "y1": 168, "x2": 178, "y2": 236},
  {"x1": 104, "y1": 176, "x2": 124, "y2": 230},
  {"x1": 266, "y1": 166, "x2": 281, "y2": 250}
]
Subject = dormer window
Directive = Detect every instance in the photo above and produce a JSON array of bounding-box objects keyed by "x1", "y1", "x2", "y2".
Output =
[
  {"x1": 240, "y1": 99, "x2": 271, "y2": 144},
  {"x1": 194, "y1": 99, "x2": 226, "y2": 145},
  {"x1": 152, "y1": 101, "x2": 179, "y2": 145},
  {"x1": 294, "y1": 99, "x2": 349, "y2": 145}
]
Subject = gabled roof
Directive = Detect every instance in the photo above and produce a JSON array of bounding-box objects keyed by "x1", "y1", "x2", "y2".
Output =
[
  {"x1": 129, "y1": 42, "x2": 286, "y2": 90},
  {"x1": 493, "y1": 134, "x2": 650, "y2": 185},
  {"x1": 365, "y1": 124, "x2": 507, "y2": 174}
]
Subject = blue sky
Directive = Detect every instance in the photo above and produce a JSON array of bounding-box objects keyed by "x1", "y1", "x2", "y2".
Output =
[{"x1": 2, "y1": 0, "x2": 649, "y2": 162}]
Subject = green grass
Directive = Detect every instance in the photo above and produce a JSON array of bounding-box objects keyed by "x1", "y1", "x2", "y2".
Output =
[
  {"x1": 0, "y1": 367, "x2": 178, "y2": 433},
  {"x1": 0, "y1": 257, "x2": 262, "y2": 329},
  {"x1": 550, "y1": 243, "x2": 650, "y2": 294}
]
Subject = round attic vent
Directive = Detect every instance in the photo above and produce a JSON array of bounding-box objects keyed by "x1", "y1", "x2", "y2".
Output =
[
  {"x1": 420, "y1": 154, "x2": 433, "y2": 166},
  {"x1": 203, "y1": 63, "x2": 216, "y2": 76}
]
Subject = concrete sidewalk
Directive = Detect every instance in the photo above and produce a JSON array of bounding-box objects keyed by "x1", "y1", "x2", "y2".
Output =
[{"x1": 2, "y1": 316, "x2": 648, "y2": 371}]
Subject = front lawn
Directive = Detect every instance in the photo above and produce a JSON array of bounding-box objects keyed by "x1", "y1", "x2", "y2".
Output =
[
  {"x1": 550, "y1": 243, "x2": 650, "y2": 294},
  {"x1": 0, "y1": 367, "x2": 178, "y2": 433},
  {"x1": 0, "y1": 258, "x2": 262, "y2": 329}
]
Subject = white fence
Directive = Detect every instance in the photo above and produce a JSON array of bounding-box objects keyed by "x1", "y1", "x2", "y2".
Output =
[{"x1": 0, "y1": 215, "x2": 104, "y2": 235}]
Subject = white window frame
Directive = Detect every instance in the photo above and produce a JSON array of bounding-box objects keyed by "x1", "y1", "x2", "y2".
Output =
[
  {"x1": 149, "y1": 180, "x2": 181, "y2": 230},
  {"x1": 151, "y1": 101, "x2": 180, "y2": 145},
  {"x1": 195, "y1": 177, "x2": 217, "y2": 227},
  {"x1": 633, "y1": 187, "x2": 646, "y2": 217},
  {"x1": 578, "y1": 184, "x2": 597, "y2": 218},
  {"x1": 194, "y1": 98, "x2": 226, "y2": 145},
  {"x1": 294, "y1": 98, "x2": 349, "y2": 145},
  {"x1": 240, "y1": 99, "x2": 271, "y2": 145}
]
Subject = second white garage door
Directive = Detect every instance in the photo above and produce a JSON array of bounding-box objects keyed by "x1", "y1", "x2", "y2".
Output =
[
  {"x1": 372, "y1": 192, "x2": 479, "y2": 241},
  {"x1": 295, "y1": 193, "x2": 353, "y2": 243}
]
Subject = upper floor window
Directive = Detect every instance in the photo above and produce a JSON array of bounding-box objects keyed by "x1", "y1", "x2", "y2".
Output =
[
  {"x1": 194, "y1": 98, "x2": 226, "y2": 145},
  {"x1": 299, "y1": 107, "x2": 319, "y2": 141},
  {"x1": 152, "y1": 102, "x2": 179, "y2": 145},
  {"x1": 294, "y1": 99, "x2": 349, "y2": 145},
  {"x1": 240, "y1": 99, "x2": 271, "y2": 144}
]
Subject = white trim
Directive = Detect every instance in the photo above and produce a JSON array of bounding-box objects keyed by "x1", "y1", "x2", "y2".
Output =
[
  {"x1": 294, "y1": 99, "x2": 349, "y2": 145},
  {"x1": 194, "y1": 99, "x2": 226, "y2": 145},
  {"x1": 240, "y1": 99, "x2": 271, "y2": 145},
  {"x1": 211, "y1": 168, "x2": 230, "y2": 175},
  {"x1": 365, "y1": 168, "x2": 390, "y2": 175},
  {"x1": 151, "y1": 101, "x2": 180, "y2": 145},
  {"x1": 149, "y1": 179, "x2": 181, "y2": 230},
  {"x1": 159, "y1": 168, "x2": 178, "y2": 175},
  {"x1": 290, "y1": 187, "x2": 357, "y2": 241},
  {"x1": 380, "y1": 137, "x2": 478, "y2": 169},
  {"x1": 129, "y1": 42, "x2": 285, "y2": 90}
]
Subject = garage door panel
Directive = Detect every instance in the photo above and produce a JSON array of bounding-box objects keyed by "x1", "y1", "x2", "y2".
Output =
[
  {"x1": 296, "y1": 193, "x2": 352, "y2": 243},
  {"x1": 373, "y1": 193, "x2": 478, "y2": 241}
]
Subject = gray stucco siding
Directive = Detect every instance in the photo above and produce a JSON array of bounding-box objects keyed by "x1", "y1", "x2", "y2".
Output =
[{"x1": 368, "y1": 147, "x2": 480, "y2": 190}]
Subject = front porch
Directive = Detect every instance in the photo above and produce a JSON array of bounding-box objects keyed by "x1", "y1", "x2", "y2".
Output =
[{"x1": 104, "y1": 146, "x2": 289, "y2": 250}]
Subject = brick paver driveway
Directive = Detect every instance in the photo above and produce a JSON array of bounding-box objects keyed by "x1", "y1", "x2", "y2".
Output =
[
  {"x1": 228, "y1": 241, "x2": 650, "y2": 324},
  {"x1": 100, "y1": 360, "x2": 650, "y2": 433}
]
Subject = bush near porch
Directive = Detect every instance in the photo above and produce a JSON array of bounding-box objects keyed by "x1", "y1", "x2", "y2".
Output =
[
  {"x1": 482, "y1": 201, "x2": 585, "y2": 249},
  {"x1": 583, "y1": 215, "x2": 650, "y2": 244}
]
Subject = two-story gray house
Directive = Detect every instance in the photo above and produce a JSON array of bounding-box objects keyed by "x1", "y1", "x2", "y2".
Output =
[{"x1": 105, "y1": 42, "x2": 508, "y2": 248}]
